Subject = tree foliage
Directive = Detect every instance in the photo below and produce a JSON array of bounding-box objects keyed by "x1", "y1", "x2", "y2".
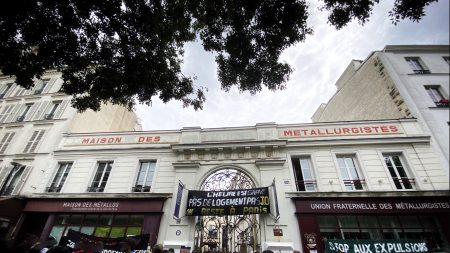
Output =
[{"x1": 0, "y1": 0, "x2": 439, "y2": 111}]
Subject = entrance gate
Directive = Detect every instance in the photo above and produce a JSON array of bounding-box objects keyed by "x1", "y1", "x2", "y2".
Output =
[{"x1": 194, "y1": 168, "x2": 261, "y2": 253}]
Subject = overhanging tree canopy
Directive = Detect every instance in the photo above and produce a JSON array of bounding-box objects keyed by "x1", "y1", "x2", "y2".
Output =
[{"x1": 0, "y1": 0, "x2": 438, "y2": 111}]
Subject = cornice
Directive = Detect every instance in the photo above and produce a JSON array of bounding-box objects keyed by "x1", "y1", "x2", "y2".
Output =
[{"x1": 286, "y1": 190, "x2": 450, "y2": 199}]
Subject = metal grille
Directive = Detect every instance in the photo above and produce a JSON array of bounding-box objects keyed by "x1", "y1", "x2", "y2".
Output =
[{"x1": 194, "y1": 168, "x2": 261, "y2": 253}]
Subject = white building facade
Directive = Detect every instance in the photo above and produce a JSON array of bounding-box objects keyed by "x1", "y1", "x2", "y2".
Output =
[
  {"x1": 312, "y1": 45, "x2": 449, "y2": 174},
  {"x1": 0, "y1": 71, "x2": 141, "y2": 238},
  {"x1": 12, "y1": 119, "x2": 450, "y2": 253}
]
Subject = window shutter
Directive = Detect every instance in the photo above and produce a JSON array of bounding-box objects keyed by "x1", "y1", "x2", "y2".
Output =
[
  {"x1": 0, "y1": 166, "x2": 14, "y2": 190},
  {"x1": 29, "y1": 130, "x2": 45, "y2": 153},
  {"x1": 53, "y1": 100, "x2": 70, "y2": 119},
  {"x1": 0, "y1": 105, "x2": 13, "y2": 123},
  {"x1": 24, "y1": 103, "x2": 39, "y2": 121},
  {"x1": 0, "y1": 132, "x2": 15, "y2": 154},
  {"x1": 5, "y1": 104, "x2": 21, "y2": 123},
  {"x1": 23, "y1": 131, "x2": 38, "y2": 153},
  {"x1": 11, "y1": 166, "x2": 32, "y2": 195},
  {"x1": 32, "y1": 101, "x2": 50, "y2": 121},
  {"x1": 4, "y1": 84, "x2": 17, "y2": 97},
  {"x1": 23, "y1": 88, "x2": 33, "y2": 96},
  {"x1": 43, "y1": 78, "x2": 57, "y2": 93},
  {"x1": 0, "y1": 84, "x2": 8, "y2": 94}
]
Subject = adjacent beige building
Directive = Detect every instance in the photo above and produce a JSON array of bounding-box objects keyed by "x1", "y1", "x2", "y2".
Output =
[{"x1": 312, "y1": 45, "x2": 449, "y2": 173}]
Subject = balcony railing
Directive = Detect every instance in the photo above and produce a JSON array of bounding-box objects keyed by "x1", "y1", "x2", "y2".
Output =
[
  {"x1": 413, "y1": 69, "x2": 431, "y2": 74},
  {"x1": 132, "y1": 185, "x2": 151, "y2": 192},
  {"x1": 393, "y1": 177, "x2": 415, "y2": 190},
  {"x1": 16, "y1": 116, "x2": 25, "y2": 122},
  {"x1": 343, "y1": 179, "x2": 365, "y2": 190},
  {"x1": 87, "y1": 186, "x2": 105, "y2": 192},
  {"x1": 295, "y1": 180, "x2": 317, "y2": 191},
  {"x1": 34, "y1": 89, "x2": 43, "y2": 95},
  {"x1": 46, "y1": 186, "x2": 62, "y2": 193},
  {"x1": 44, "y1": 113, "x2": 54, "y2": 120}
]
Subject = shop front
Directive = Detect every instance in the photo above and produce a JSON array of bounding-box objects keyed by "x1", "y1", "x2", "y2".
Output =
[
  {"x1": 18, "y1": 196, "x2": 167, "y2": 247},
  {"x1": 293, "y1": 194, "x2": 450, "y2": 253}
]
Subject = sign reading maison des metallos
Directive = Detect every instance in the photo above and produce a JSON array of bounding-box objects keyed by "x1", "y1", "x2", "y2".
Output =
[{"x1": 186, "y1": 187, "x2": 270, "y2": 216}]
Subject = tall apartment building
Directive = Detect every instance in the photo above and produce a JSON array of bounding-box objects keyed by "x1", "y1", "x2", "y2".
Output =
[
  {"x1": 312, "y1": 45, "x2": 449, "y2": 173},
  {"x1": 0, "y1": 70, "x2": 141, "y2": 236}
]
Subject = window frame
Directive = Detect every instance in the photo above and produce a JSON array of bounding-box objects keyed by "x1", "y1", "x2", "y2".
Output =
[
  {"x1": 334, "y1": 153, "x2": 367, "y2": 191},
  {"x1": 382, "y1": 153, "x2": 416, "y2": 190},
  {"x1": 133, "y1": 160, "x2": 156, "y2": 192},
  {"x1": 290, "y1": 155, "x2": 317, "y2": 192},
  {"x1": 405, "y1": 57, "x2": 430, "y2": 74},
  {"x1": 424, "y1": 85, "x2": 448, "y2": 107},
  {"x1": 0, "y1": 164, "x2": 25, "y2": 196},
  {"x1": 47, "y1": 162, "x2": 73, "y2": 193},
  {"x1": 88, "y1": 161, "x2": 113, "y2": 192}
]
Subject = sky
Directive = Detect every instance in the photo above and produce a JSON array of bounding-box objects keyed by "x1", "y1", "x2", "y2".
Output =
[{"x1": 136, "y1": 0, "x2": 450, "y2": 131}]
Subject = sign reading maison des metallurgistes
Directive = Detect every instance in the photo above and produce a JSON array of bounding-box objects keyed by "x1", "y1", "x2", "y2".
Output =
[{"x1": 186, "y1": 187, "x2": 270, "y2": 216}]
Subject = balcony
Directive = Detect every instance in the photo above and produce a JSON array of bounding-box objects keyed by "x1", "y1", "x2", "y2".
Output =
[
  {"x1": 16, "y1": 116, "x2": 25, "y2": 122},
  {"x1": 343, "y1": 179, "x2": 365, "y2": 190},
  {"x1": 44, "y1": 113, "x2": 54, "y2": 120},
  {"x1": 46, "y1": 186, "x2": 62, "y2": 193},
  {"x1": 295, "y1": 180, "x2": 317, "y2": 191},
  {"x1": 132, "y1": 185, "x2": 151, "y2": 192},
  {"x1": 34, "y1": 89, "x2": 43, "y2": 95},
  {"x1": 87, "y1": 186, "x2": 105, "y2": 192}
]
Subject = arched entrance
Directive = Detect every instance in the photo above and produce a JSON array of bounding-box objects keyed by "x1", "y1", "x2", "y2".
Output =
[{"x1": 194, "y1": 168, "x2": 261, "y2": 253}]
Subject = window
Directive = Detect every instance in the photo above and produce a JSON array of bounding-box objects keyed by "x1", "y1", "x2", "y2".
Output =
[
  {"x1": 44, "y1": 101, "x2": 60, "y2": 120},
  {"x1": 0, "y1": 83, "x2": 13, "y2": 98},
  {"x1": 49, "y1": 214, "x2": 144, "y2": 243},
  {"x1": 291, "y1": 156, "x2": 316, "y2": 191},
  {"x1": 47, "y1": 163, "x2": 73, "y2": 193},
  {"x1": 0, "y1": 164, "x2": 30, "y2": 196},
  {"x1": 23, "y1": 130, "x2": 45, "y2": 153},
  {"x1": 0, "y1": 132, "x2": 15, "y2": 154},
  {"x1": 0, "y1": 105, "x2": 14, "y2": 123},
  {"x1": 133, "y1": 161, "x2": 155, "y2": 192},
  {"x1": 383, "y1": 154, "x2": 414, "y2": 190},
  {"x1": 336, "y1": 155, "x2": 365, "y2": 190},
  {"x1": 34, "y1": 79, "x2": 49, "y2": 95},
  {"x1": 425, "y1": 86, "x2": 448, "y2": 107},
  {"x1": 443, "y1": 56, "x2": 450, "y2": 65},
  {"x1": 405, "y1": 57, "x2": 430, "y2": 74},
  {"x1": 88, "y1": 162, "x2": 113, "y2": 192},
  {"x1": 16, "y1": 103, "x2": 33, "y2": 122}
]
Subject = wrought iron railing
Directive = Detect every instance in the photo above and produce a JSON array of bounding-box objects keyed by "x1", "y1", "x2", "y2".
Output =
[
  {"x1": 296, "y1": 180, "x2": 317, "y2": 191},
  {"x1": 413, "y1": 69, "x2": 431, "y2": 74},
  {"x1": 87, "y1": 186, "x2": 105, "y2": 192},
  {"x1": 46, "y1": 186, "x2": 62, "y2": 193},
  {"x1": 343, "y1": 179, "x2": 365, "y2": 190},
  {"x1": 132, "y1": 185, "x2": 151, "y2": 192},
  {"x1": 16, "y1": 116, "x2": 25, "y2": 122},
  {"x1": 44, "y1": 113, "x2": 54, "y2": 120},
  {"x1": 34, "y1": 89, "x2": 43, "y2": 95},
  {"x1": 392, "y1": 177, "x2": 415, "y2": 189}
]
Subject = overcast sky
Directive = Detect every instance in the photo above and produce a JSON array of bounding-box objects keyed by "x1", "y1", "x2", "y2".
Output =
[{"x1": 136, "y1": 0, "x2": 449, "y2": 131}]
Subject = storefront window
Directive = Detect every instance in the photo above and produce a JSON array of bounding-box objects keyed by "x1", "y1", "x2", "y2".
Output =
[
  {"x1": 49, "y1": 214, "x2": 145, "y2": 242},
  {"x1": 318, "y1": 215, "x2": 449, "y2": 251}
]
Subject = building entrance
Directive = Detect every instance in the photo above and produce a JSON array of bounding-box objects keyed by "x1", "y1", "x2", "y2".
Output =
[{"x1": 194, "y1": 168, "x2": 261, "y2": 253}]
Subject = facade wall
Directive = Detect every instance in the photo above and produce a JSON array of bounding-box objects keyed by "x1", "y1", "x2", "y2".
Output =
[
  {"x1": 312, "y1": 45, "x2": 449, "y2": 174},
  {"x1": 10, "y1": 119, "x2": 448, "y2": 252}
]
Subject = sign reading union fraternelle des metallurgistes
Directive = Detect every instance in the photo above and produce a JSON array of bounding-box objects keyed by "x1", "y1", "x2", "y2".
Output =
[{"x1": 186, "y1": 187, "x2": 270, "y2": 216}]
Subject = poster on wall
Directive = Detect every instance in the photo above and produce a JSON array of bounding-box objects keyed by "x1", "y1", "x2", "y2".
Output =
[
  {"x1": 186, "y1": 187, "x2": 270, "y2": 216},
  {"x1": 62, "y1": 229, "x2": 149, "y2": 252},
  {"x1": 326, "y1": 239, "x2": 429, "y2": 253}
]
